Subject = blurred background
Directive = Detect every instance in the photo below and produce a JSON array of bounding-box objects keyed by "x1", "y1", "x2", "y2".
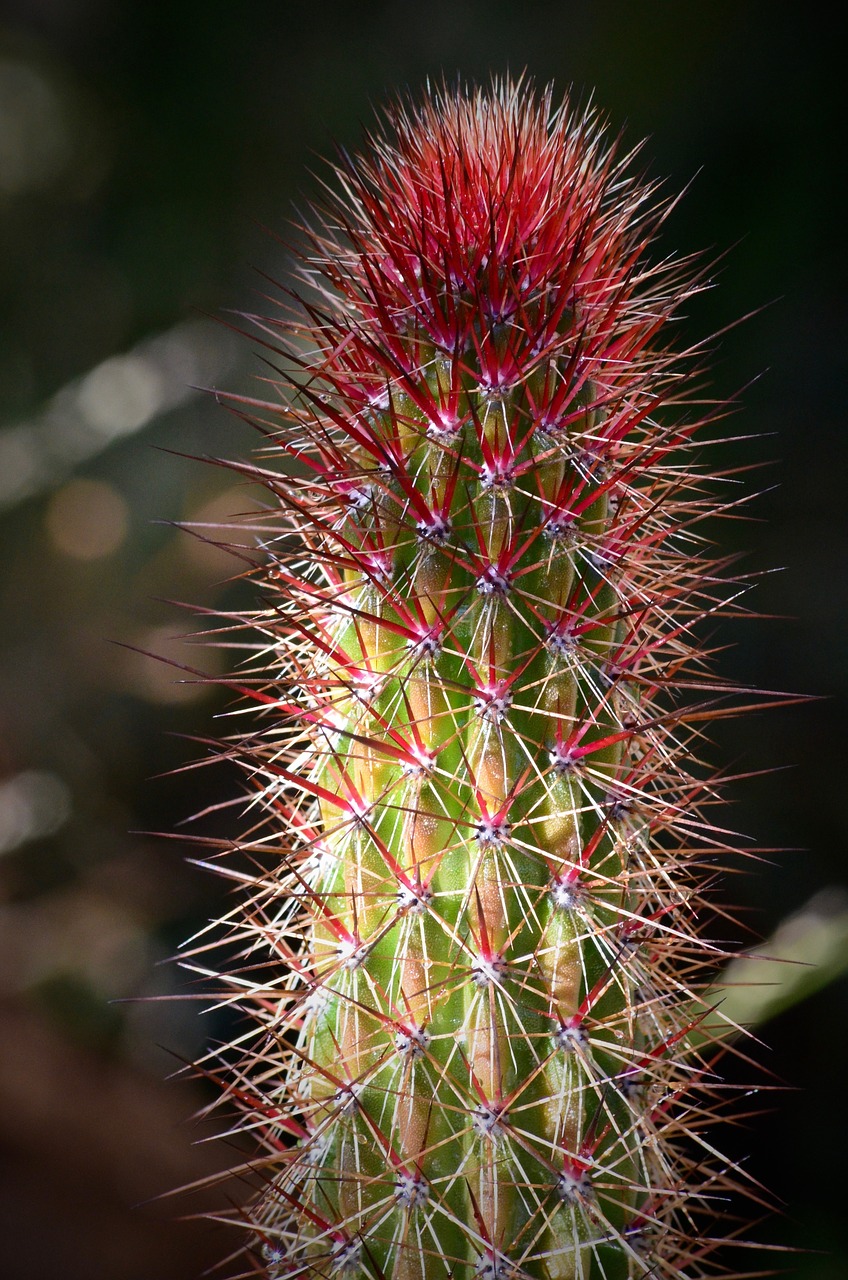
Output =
[{"x1": 0, "y1": 2, "x2": 844, "y2": 1277}]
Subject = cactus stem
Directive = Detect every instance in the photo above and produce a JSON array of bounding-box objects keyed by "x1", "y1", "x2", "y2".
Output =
[{"x1": 177, "y1": 78, "x2": 776, "y2": 1280}]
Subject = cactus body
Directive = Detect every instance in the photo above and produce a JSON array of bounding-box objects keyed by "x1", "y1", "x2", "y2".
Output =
[{"x1": 191, "y1": 82, "x2": 755, "y2": 1280}]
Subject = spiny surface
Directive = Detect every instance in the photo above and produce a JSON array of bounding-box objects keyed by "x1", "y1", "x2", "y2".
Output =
[{"x1": 183, "y1": 81, "x2": 759, "y2": 1280}]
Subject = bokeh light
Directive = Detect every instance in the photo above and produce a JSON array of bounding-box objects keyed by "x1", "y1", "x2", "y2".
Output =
[
  {"x1": 0, "y1": 56, "x2": 70, "y2": 197},
  {"x1": 45, "y1": 477, "x2": 129, "y2": 560}
]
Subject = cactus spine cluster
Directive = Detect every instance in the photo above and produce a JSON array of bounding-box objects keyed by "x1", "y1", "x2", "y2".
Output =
[{"x1": 188, "y1": 81, "x2": 758, "y2": 1280}]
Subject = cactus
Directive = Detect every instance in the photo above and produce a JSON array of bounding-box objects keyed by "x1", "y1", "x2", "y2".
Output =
[{"x1": 185, "y1": 80, "x2": 765, "y2": 1279}]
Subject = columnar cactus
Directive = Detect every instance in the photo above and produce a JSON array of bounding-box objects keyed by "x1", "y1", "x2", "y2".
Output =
[{"x1": 188, "y1": 80, "x2": 759, "y2": 1279}]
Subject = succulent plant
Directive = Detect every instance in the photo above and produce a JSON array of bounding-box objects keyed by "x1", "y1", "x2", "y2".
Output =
[{"x1": 184, "y1": 79, "x2": 767, "y2": 1280}]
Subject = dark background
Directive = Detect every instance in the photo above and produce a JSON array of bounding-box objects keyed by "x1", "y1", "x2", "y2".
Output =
[{"x1": 0, "y1": 3, "x2": 844, "y2": 1277}]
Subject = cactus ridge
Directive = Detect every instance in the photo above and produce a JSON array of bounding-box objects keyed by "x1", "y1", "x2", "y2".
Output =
[{"x1": 183, "y1": 80, "x2": 764, "y2": 1280}]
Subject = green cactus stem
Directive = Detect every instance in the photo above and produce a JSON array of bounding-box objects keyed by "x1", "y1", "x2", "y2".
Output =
[{"x1": 182, "y1": 79, "x2": 768, "y2": 1280}]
